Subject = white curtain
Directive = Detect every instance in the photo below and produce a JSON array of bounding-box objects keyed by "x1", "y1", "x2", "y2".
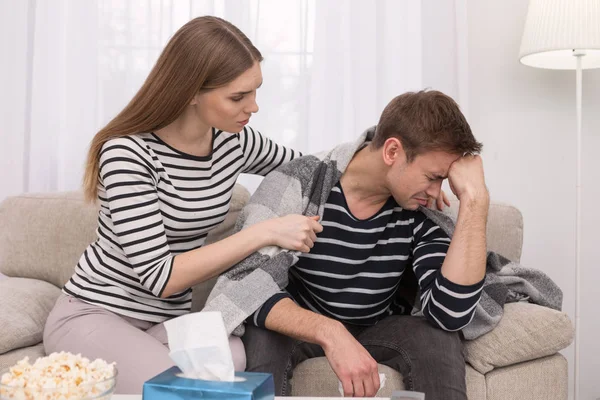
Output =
[{"x1": 0, "y1": 0, "x2": 464, "y2": 198}]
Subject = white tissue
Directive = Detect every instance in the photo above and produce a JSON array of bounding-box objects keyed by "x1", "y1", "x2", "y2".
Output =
[
  {"x1": 164, "y1": 311, "x2": 235, "y2": 382},
  {"x1": 338, "y1": 373, "x2": 386, "y2": 397}
]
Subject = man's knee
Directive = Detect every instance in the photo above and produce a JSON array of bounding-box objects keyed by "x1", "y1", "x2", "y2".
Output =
[
  {"x1": 357, "y1": 316, "x2": 465, "y2": 398},
  {"x1": 361, "y1": 316, "x2": 464, "y2": 369},
  {"x1": 404, "y1": 317, "x2": 464, "y2": 365},
  {"x1": 409, "y1": 320, "x2": 466, "y2": 399},
  {"x1": 242, "y1": 324, "x2": 303, "y2": 396}
]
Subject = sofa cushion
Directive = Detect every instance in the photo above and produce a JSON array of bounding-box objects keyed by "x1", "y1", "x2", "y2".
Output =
[
  {"x1": 291, "y1": 357, "x2": 404, "y2": 397},
  {"x1": 444, "y1": 199, "x2": 523, "y2": 263},
  {"x1": 485, "y1": 354, "x2": 568, "y2": 400},
  {"x1": 0, "y1": 343, "x2": 46, "y2": 371},
  {"x1": 0, "y1": 192, "x2": 98, "y2": 288},
  {"x1": 466, "y1": 365, "x2": 486, "y2": 400},
  {"x1": 291, "y1": 358, "x2": 485, "y2": 398},
  {"x1": 0, "y1": 278, "x2": 61, "y2": 354},
  {"x1": 463, "y1": 302, "x2": 573, "y2": 374}
]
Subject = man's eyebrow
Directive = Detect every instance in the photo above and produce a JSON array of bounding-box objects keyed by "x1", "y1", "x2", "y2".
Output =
[{"x1": 232, "y1": 81, "x2": 263, "y2": 96}]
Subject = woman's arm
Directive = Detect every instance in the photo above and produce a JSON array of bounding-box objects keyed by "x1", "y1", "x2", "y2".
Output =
[
  {"x1": 100, "y1": 138, "x2": 320, "y2": 299},
  {"x1": 162, "y1": 214, "x2": 320, "y2": 298}
]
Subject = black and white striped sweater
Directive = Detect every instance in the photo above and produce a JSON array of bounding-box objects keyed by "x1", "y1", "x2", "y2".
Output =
[{"x1": 63, "y1": 126, "x2": 299, "y2": 322}]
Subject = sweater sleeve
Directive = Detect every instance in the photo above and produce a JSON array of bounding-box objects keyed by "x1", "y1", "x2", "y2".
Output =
[
  {"x1": 246, "y1": 291, "x2": 293, "y2": 328},
  {"x1": 411, "y1": 215, "x2": 485, "y2": 331},
  {"x1": 238, "y1": 126, "x2": 301, "y2": 175},
  {"x1": 98, "y1": 138, "x2": 174, "y2": 298}
]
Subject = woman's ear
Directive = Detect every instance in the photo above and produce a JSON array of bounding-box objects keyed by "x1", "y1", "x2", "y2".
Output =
[{"x1": 189, "y1": 93, "x2": 199, "y2": 106}]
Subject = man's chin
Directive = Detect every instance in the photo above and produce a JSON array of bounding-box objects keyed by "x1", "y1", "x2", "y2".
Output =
[
  {"x1": 399, "y1": 201, "x2": 421, "y2": 211},
  {"x1": 393, "y1": 196, "x2": 422, "y2": 210}
]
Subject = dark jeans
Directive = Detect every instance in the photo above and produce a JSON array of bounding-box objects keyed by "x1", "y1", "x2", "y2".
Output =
[{"x1": 242, "y1": 315, "x2": 466, "y2": 400}]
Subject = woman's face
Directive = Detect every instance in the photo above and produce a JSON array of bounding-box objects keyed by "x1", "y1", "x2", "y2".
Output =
[{"x1": 193, "y1": 62, "x2": 262, "y2": 133}]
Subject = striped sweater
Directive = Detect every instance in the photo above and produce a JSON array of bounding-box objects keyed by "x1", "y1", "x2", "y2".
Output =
[{"x1": 63, "y1": 127, "x2": 298, "y2": 322}]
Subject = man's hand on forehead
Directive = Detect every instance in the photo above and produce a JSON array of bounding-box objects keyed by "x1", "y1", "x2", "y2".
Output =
[{"x1": 447, "y1": 155, "x2": 488, "y2": 204}]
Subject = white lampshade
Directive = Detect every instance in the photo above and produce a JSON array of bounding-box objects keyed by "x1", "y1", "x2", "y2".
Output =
[{"x1": 519, "y1": 0, "x2": 600, "y2": 70}]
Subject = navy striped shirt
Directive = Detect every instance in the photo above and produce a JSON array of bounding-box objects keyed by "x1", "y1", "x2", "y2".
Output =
[
  {"x1": 252, "y1": 182, "x2": 484, "y2": 331},
  {"x1": 63, "y1": 126, "x2": 299, "y2": 322}
]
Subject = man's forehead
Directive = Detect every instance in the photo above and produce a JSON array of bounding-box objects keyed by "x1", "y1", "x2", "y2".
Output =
[
  {"x1": 416, "y1": 151, "x2": 461, "y2": 174},
  {"x1": 417, "y1": 150, "x2": 461, "y2": 163}
]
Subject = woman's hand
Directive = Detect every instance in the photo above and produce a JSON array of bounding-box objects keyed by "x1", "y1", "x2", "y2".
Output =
[
  {"x1": 427, "y1": 189, "x2": 452, "y2": 211},
  {"x1": 261, "y1": 215, "x2": 323, "y2": 252}
]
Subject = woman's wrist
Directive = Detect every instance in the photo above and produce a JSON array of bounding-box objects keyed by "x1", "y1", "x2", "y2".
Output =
[{"x1": 250, "y1": 219, "x2": 276, "y2": 248}]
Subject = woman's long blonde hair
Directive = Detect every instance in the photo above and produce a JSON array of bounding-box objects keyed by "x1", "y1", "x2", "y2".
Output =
[{"x1": 83, "y1": 16, "x2": 263, "y2": 202}]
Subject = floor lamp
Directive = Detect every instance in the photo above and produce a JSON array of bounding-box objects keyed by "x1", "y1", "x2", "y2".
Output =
[{"x1": 519, "y1": 1, "x2": 600, "y2": 399}]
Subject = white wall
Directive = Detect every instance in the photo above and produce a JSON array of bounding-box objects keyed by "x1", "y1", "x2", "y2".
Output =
[
  {"x1": 467, "y1": 1, "x2": 600, "y2": 399},
  {"x1": 0, "y1": 1, "x2": 28, "y2": 200},
  {"x1": 581, "y1": 71, "x2": 600, "y2": 400}
]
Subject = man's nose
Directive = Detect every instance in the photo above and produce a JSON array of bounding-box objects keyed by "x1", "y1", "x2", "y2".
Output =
[{"x1": 425, "y1": 180, "x2": 443, "y2": 199}]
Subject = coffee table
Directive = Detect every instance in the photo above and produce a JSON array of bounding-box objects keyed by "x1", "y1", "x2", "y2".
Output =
[{"x1": 112, "y1": 396, "x2": 389, "y2": 399}]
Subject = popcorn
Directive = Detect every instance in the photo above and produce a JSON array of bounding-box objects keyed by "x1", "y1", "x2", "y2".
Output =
[{"x1": 0, "y1": 352, "x2": 116, "y2": 400}]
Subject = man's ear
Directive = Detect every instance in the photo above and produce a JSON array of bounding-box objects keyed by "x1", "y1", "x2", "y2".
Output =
[{"x1": 382, "y1": 137, "x2": 406, "y2": 166}]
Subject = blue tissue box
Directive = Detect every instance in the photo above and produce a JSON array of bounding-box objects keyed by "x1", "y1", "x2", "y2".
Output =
[{"x1": 142, "y1": 367, "x2": 274, "y2": 400}]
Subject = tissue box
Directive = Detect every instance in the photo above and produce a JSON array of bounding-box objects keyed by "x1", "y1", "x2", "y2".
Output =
[{"x1": 143, "y1": 367, "x2": 274, "y2": 400}]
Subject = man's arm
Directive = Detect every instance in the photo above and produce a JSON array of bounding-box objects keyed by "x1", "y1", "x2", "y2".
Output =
[
  {"x1": 264, "y1": 298, "x2": 338, "y2": 347},
  {"x1": 412, "y1": 155, "x2": 488, "y2": 331},
  {"x1": 441, "y1": 155, "x2": 489, "y2": 285},
  {"x1": 265, "y1": 298, "x2": 380, "y2": 397}
]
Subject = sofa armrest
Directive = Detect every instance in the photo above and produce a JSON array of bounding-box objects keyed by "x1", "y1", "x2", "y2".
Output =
[
  {"x1": 0, "y1": 278, "x2": 61, "y2": 354},
  {"x1": 463, "y1": 302, "x2": 573, "y2": 374}
]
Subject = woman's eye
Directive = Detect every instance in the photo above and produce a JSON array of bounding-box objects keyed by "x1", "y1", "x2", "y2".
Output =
[{"x1": 231, "y1": 97, "x2": 243, "y2": 102}]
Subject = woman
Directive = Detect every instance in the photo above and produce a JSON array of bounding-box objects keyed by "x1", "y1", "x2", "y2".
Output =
[{"x1": 43, "y1": 16, "x2": 322, "y2": 394}]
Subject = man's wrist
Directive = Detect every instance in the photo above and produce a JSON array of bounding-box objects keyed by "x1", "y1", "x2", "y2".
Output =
[
  {"x1": 316, "y1": 318, "x2": 345, "y2": 350},
  {"x1": 459, "y1": 187, "x2": 490, "y2": 212}
]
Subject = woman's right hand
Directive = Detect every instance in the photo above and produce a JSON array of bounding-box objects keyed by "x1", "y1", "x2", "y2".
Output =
[{"x1": 262, "y1": 215, "x2": 323, "y2": 252}]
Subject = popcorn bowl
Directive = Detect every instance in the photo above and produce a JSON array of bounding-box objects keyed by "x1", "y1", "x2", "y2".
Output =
[
  {"x1": 0, "y1": 367, "x2": 117, "y2": 400},
  {"x1": 0, "y1": 352, "x2": 117, "y2": 400}
]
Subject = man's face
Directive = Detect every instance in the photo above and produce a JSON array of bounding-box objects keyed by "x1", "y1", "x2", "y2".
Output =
[{"x1": 385, "y1": 147, "x2": 461, "y2": 210}]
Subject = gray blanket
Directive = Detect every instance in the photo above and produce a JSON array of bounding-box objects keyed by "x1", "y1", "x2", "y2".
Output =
[{"x1": 202, "y1": 126, "x2": 562, "y2": 340}]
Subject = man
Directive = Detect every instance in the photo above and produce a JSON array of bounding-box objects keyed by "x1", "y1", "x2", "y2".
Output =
[{"x1": 205, "y1": 90, "x2": 488, "y2": 399}]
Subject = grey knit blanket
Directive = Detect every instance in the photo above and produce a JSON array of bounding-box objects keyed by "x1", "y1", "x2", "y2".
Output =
[{"x1": 202, "y1": 126, "x2": 563, "y2": 340}]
